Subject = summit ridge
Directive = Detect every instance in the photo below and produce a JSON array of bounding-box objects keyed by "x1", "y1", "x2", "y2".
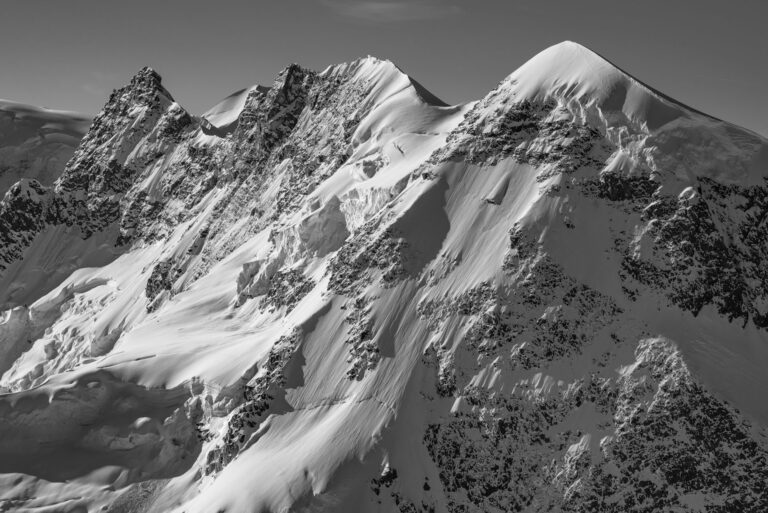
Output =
[{"x1": 0, "y1": 41, "x2": 766, "y2": 513}]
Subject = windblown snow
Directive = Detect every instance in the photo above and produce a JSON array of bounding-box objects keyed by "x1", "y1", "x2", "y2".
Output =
[
  {"x1": 0, "y1": 100, "x2": 90, "y2": 196},
  {"x1": 1, "y1": 42, "x2": 767, "y2": 513}
]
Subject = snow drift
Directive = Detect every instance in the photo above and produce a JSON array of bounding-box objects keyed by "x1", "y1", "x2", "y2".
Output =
[{"x1": 0, "y1": 42, "x2": 767, "y2": 513}]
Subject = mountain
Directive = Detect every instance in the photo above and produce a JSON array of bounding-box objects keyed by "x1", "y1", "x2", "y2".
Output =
[
  {"x1": 0, "y1": 41, "x2": 767, "y2": 513},
  {"x1": 0, "y1": 99, "x2": 90, "y2": 196}
]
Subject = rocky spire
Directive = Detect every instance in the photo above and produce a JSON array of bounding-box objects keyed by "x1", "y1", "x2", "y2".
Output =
[{"x1": 56, "y1": 66, "x2": 187, "y2": 196}]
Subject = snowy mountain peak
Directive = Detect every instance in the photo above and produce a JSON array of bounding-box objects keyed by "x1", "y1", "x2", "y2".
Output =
[
  {"x1": 453, "y1": 40, "x2": 766, "y2": 186},
  {"x1": 132, "y1": 65, "x2": 162, "y2": 83},
  {"x1": 494, "y1": 40, "x2": 690, "y2": 131},
  {"x1": 1, "y1": 44, "x2": 768, "y2": 513},
  {"x1": 127, "y1": 65, "x2": 174, "y2": 102},
  {"x1": 321, "y1": 55, "x2": 448, "y2": 107}
]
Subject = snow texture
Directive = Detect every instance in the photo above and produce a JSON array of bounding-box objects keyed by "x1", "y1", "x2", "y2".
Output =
[{"x1": 0, "y1": 42, "x2": 767, "y2": 513}]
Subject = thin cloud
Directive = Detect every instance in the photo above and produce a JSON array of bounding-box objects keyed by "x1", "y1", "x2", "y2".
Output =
[{"x1": 323, "y1": 0, "x2": 461, "y2": 23}]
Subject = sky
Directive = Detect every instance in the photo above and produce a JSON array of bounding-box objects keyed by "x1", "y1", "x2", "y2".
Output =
[{"x1": 0, "y1": 0, "x2": 765, "y2": 136}]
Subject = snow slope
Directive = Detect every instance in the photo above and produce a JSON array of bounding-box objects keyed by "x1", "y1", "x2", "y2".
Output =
[
  {"x1": 0, "y1": 100, "x2": 91, "y2": 197},
  {"x1": 0, "y1": 42, "x2": 767, "y2": 513},
  {"x1": 200, "y1": 85, "x2": 268, "y2": 136}
]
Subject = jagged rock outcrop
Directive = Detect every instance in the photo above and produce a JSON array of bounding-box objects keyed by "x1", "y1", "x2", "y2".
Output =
[
  {"x1": 0, "y1": 43, "x2": 766, "y2": 513},
  {"x1": 0, "y1": 67, "x2": 188, "y2": 282}
]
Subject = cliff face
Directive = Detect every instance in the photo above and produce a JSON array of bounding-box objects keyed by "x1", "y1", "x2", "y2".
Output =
[{"x1": 0, "y1": 42, "x2": 767, "y2": 513}]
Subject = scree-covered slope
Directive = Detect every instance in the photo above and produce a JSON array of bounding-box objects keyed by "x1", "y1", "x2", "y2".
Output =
[{"x1": 0, "y1": 42, "x2": 767, "y2": 513}]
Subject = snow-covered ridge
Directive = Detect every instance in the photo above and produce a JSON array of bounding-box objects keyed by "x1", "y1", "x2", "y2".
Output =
[
  {"x1": 0, "y1": 42, "x2": 767, "y2": 513},
  {"x1": 476, "y1": 41, "x2": 768, "y2": 186},
  {"x1": 0, "y1": 99, "x2": 91, "y2": 198},
  {"x1": 502, "y1": 41, "x2": 698, "y2": 126}
]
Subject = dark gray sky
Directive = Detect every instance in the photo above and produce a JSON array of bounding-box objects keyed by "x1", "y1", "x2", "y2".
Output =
[{"x1": 1, "y1": 0, "x2": 765, "y2": 136}]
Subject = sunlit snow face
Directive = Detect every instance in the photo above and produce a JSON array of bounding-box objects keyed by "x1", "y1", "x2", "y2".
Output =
[{"x1": 1, "y1": 41, "x2": 767, "y2": 513}]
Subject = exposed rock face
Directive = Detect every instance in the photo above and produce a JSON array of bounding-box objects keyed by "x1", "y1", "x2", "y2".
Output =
[
  {"x1": 0, "y1": 42, "x2": 767, "y2": 513},
  {"x1": 0, "y1": 67, "x2": 182, "y2": 275},
  {"x1": 0, "y1": 101, "x2": 90, "y2": 275},
  {"x1": 0, "y1": 179, "x2": 54, "y2": 267}
]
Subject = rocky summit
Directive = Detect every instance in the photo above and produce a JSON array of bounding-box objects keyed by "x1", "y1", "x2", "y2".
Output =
[{"x1": 0, "y1": 41, "x2": 767, "y2": 513}]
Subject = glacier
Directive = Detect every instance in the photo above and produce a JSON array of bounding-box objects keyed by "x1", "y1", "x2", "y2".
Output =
[{"x1": 0, "y1": 41, "x2": 767, "y2": 512}]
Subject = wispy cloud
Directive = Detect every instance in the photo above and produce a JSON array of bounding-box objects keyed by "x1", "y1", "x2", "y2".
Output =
[{"x1": 322, "y1": 0, "x2": 461, "y2": 23}]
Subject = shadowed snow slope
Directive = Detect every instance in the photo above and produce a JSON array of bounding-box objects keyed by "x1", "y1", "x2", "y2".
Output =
[
  {"x1": 0, "y1": 100, "x2": 91, "y2": 196},
  {"x1": 0, "y1": 42, "x2": 767, "y2": 513}
]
